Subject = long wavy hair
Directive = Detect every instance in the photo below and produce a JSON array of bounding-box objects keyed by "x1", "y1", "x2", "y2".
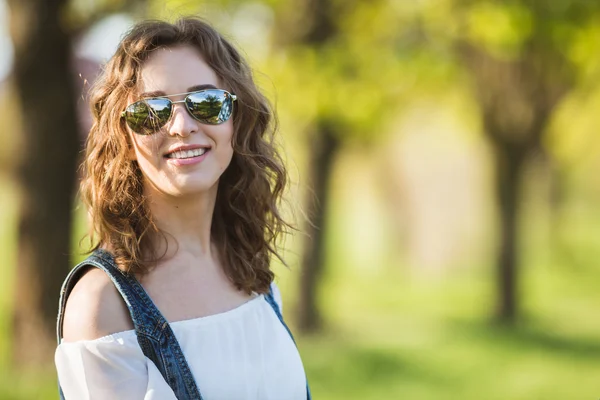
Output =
[{"x1": 80, "y1": 17, "x2": 291, "y2": 294}]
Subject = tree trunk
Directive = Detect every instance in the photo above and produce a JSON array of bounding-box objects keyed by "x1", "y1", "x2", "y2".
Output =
[
  {"x1": 298, "y1": 122, "x2": 340, "y2": 333},
  {"x1": 272, "y1": 0, "x2": 341, "y2": 333},
  {"x1": 8, "y1": 0, "x2": 79, "y2": 367},
  {"x1": 493, "y1": 144, "x2": 526, "y2": 323},
  {"x1": 457, "y1": 36, "x2": 572, "y2": 324}
]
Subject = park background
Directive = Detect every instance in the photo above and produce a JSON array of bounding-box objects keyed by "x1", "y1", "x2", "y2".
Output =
[{"x1": 1, "y1": 0, "x2": 600, "y2": 398}]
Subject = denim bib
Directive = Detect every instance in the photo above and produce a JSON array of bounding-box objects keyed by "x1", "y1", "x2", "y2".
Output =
[{"x1": 56, "y1": 248, "x2": 312, "y2": 400}]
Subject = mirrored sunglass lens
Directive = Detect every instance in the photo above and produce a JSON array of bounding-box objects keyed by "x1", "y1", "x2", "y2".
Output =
[
  {"x1": 125, "y1": 99, "x2": 171, "y2": 134},
  {"x1": 186, "y1": 90, "x2": 233, "y2": 124}
]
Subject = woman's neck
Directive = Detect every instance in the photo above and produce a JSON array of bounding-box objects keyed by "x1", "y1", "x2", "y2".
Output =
[{"x1": 145, "y1": 183, "x2": 219, "y2": 260}]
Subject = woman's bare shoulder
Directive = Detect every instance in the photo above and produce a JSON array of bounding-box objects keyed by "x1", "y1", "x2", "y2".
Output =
[{"x1": 62, "y1": 267, "x2": 134, "y2": 342}]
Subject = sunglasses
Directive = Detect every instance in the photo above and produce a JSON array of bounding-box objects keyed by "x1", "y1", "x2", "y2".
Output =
[{"x1": 121, "y1": 89, "x2": 237, "y2": 135}]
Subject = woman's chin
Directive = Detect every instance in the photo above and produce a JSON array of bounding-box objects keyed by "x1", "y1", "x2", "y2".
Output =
[{"x1": 163, "y1": 178, "x2": 220, "y2": 197}]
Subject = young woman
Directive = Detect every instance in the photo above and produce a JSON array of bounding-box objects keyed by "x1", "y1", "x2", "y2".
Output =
[{"x1": 55, "y1": 17, "x2": 310, "y2": 399}]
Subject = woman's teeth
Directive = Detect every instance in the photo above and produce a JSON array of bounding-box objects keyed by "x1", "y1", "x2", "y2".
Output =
[{"x1": 166, "y1": 148, "x2": 208, "y2": 159}]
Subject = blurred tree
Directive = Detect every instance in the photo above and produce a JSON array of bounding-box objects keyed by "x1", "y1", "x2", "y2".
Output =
[
  {"x1": 273, "y1": 0, "x2": 341, "y2": 333},
  {"x1": 7, "y1": 0, "x2": 145, "y2": 368},
  {"x1": 7, "y1": 0, "x2": 80, "y2": 367},
  {"x1": 420, "y1": 0, "x2": 600, "y2": 323},
  {"x1": 270, "y1": 0, "x2": 412, "y2": 332}
]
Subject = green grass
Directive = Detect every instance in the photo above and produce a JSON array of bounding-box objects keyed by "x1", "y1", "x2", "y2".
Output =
[
  {"x1": 296, "y1": 270, "x2": 600, "y2": 400},
  {"x1": 1, "y1": 171, "x2": 600, "y2": 399}
]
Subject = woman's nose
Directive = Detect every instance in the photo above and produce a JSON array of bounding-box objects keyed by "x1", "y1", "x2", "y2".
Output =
[{"x1": 167, "y1": 103, "x2": 198, "y2": 137}]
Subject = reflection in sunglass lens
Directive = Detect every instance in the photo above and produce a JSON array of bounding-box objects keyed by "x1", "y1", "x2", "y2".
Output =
[
  {"x1": 123, "y1": 89, "x2": 235, "y2": 134},
  {"x1": 124, "y1": 98, "x2": 172, "y2": 135},
  {"x1": 186, "y1": 90, "x2": 233, "y2": 124}
]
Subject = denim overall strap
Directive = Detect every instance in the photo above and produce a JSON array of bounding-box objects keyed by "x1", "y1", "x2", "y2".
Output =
[
  {"x1": 56, "y1": 249, "x2": 203, "y2": 400},
  {"x1": 264, "y1": 284, "x2": 312, "y2": 400}
]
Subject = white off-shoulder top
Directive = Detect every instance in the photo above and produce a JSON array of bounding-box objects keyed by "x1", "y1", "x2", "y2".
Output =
[{"x1": 55, "y1": 284, "x2": 308, "y2": 400}]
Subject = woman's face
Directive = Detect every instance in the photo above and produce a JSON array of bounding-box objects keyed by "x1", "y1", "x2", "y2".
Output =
[{"x1": 127, "y1": 45, "x2": 234, "y2": 198}]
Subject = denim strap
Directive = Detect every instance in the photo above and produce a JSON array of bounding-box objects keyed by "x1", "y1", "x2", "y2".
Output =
[{"x1": 56, "y1": 249, "x2": 202, "y2": 400}]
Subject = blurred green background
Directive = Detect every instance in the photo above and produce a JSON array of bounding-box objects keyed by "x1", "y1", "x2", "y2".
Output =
[{"x1": 2, "y1": 0, "x2": 600, "y2": 399}]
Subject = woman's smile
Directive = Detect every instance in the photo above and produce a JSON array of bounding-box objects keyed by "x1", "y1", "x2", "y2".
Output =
[{"x1": 164, "y1": 144, "x2": 212, "y2": 166}]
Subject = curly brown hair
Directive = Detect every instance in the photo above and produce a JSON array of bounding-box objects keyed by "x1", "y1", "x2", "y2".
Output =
[{"x1": 80, "y1": 17, "x2": 291, "y2": 294}]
